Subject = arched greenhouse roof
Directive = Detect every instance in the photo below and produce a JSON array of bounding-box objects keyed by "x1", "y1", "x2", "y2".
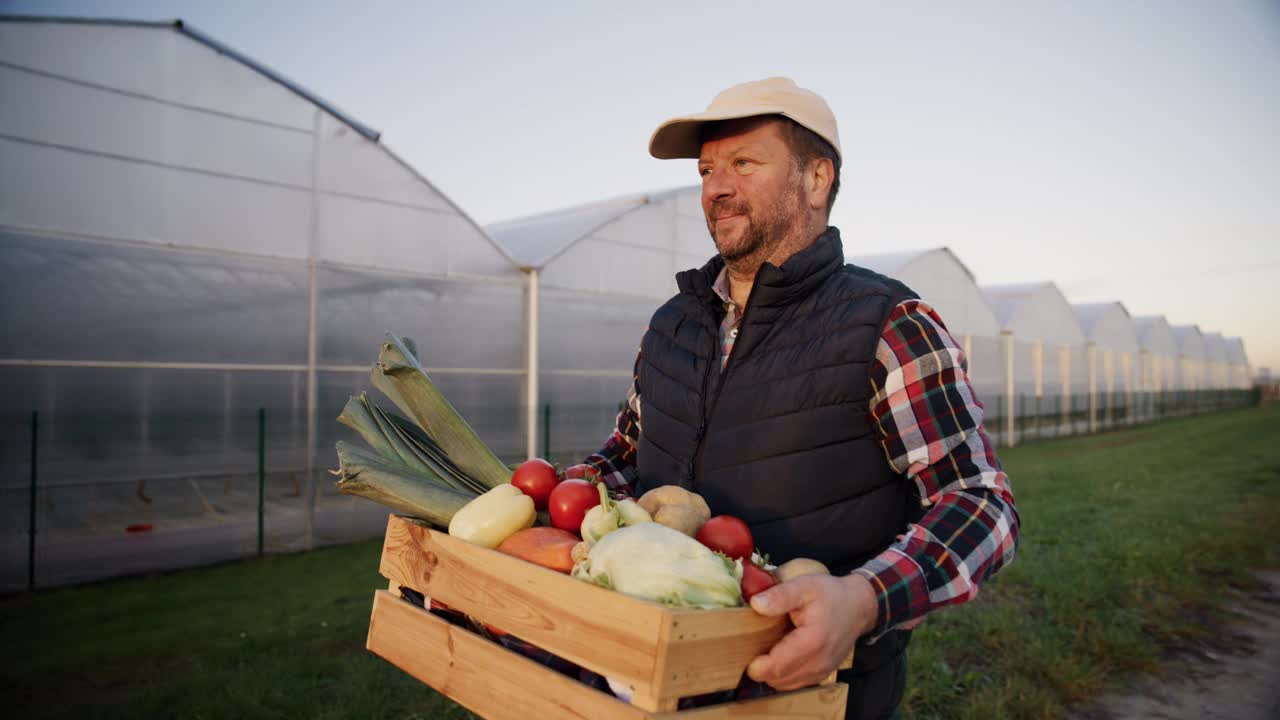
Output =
[
  {"x1": 980, "y1": 282, "x2": 1085, "y2": 347},
  {"x1": 1131, "y1": 315, "x2": 1178, "y2": 357},
  {"x1": 1201, "y1": 331, "x2": 1229, "y2": 365},
  {"x1": 847, "y1": 248, "x2": 1000, "y2": 338},
  {"x1": 488, "y1": 186, "x2": 712, "y2": 298},
  {"x1": 1225, "y1": 337, "x2": 1249, "y2": 366},
  {"x1": 1169, "y1": 325, "x2": 1206, "y2": 361},
  {"x1": 0, "y1": 15, "x2": 518, "y2": 278},
  {"x1": 1070, "y1": 302, "x2": 1139, "y2": 354}
]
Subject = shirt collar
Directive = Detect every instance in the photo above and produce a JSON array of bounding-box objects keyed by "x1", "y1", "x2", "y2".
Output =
[{"x1": 711, "y1": 266, "x2": 735, "y2": 309}]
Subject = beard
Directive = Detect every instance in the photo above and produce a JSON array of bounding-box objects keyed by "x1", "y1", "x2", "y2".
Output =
[{"x1": 706, "y1": 182, "x2": 806, "y2": 264}]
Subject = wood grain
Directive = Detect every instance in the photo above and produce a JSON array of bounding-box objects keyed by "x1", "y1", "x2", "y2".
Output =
[
  {"x1": 377, "y1": 515, "x2": 845, "y2": 712},
  {"x1": 367, "y1": 590, "x2": 648, "y2": 720},
  {"x1": 367, "y1": 590, "x2": 849, "y2": 720},
  {"x1": 379, "y1": 515, "x2": 666, "y2": 692}
]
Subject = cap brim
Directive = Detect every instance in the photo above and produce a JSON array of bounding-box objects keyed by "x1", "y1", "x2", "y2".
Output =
[{"x1": 648, "y1": 105, "x2": 787, "y2": 159}]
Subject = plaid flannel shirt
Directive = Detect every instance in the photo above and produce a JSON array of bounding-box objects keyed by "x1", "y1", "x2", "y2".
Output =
[{"x1": 582, "y1": 275, "x2": 1020, "y2": 635}]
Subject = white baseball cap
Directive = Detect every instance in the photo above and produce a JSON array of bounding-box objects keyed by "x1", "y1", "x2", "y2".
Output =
[{"x1": 648, "y1": 77, "x2": 841, "y2": 161}]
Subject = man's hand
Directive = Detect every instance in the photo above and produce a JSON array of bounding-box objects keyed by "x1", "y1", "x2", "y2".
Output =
[{"x1": 745, "y1": 573, "x2": 880, "y2": 691}]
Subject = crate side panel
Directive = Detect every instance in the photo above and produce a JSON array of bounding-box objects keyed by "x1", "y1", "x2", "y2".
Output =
[
  {"x1": 367, "y1": 590, "x2": 651, "y2": 720},
  {"x1": 654, "y1": 608, "x2": 790, "y2": 697},
  {"x1": 378, "y1": 515, "x2": 665, "y2": 688}
]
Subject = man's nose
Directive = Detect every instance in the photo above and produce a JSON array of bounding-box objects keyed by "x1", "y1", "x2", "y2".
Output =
[{"x1": 702, "y1": 166, "x2": 734, "y2": 203}]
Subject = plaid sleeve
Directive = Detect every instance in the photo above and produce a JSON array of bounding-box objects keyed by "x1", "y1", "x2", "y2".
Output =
[
  {"x1": 853, "y1": 300, "x2": 1021, "y2": 636},
  {"x1": 579, "y1": 352, "x2": 643, "y2": 495}
]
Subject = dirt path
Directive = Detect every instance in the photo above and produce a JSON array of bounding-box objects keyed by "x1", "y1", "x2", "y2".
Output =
[{"x1": 1073, "y1": 570, "x2": 1280, "y2": 720}]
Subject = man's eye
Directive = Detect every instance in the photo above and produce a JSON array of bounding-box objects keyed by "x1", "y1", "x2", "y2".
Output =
[
  {"x1": 699, "y1": 167, "x2": 712, "y2": 178},
  {"x1": 735, "y1": 158, "x2": 751, "y2": 169}
]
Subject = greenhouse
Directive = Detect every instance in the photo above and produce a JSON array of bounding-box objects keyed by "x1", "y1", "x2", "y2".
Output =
[
  {"x1": 1130, "y1": 315, "x2": 1178, "y2": 418},
  {"x1": 0, "y1": 15, "x2": 1263, "y2": 593},
  {"x1": 1170, "y1": 325, "x2": 1206, "y2": 391},
  {"x1": 1201, "y1": 331, "x2": 1229, "y2": 390},
  {"x1": 1070, "y1": 302, "x2": 1140, "y2": 430},
  {"x1": 845, "y1": 248, "x2": 1002, "y2": 393},
  {"x1": 487, "y1": 186, "x2": 713, "y2": 462},
  {"x1": 0, "y1": 17, "x2": 527, "y2": 589},
  {"x1": 980, "y1": 282, "x2": 1086, "y2": 443},
  {"x1": 1225, "y1": 338, "x2": 1251, "y2": 389}
]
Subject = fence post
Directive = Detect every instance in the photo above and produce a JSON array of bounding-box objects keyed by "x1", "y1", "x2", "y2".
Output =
[
  {"x1": 542, "y1": 404, "x2": 551, "y2": 460},
  {"x1": 29, "y1": 410, "x2": 38, "y2": 592},
  {"x1": 258, "y1": 407, "x2": 265, "y2": 559}
]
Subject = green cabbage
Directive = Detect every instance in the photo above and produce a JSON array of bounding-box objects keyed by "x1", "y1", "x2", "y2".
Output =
[{"x1": 571, "y1": 523, "x2": 743, "y2": 609}]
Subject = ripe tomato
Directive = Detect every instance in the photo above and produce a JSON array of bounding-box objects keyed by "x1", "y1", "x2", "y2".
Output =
[
  {"x1": 696, "y1": 515, "x2": 754, "y2": 560},
  {"x1": 548, "y1": 479, "x2": 601, "y2": 534},
  {"x1": 741, "y1": 561, "x2": 777, "y2": 602},
  {"x1": 510, "y1": 458, "x2": 560, "y2": 510}
]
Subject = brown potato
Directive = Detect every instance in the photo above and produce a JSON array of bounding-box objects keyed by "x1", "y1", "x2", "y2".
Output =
[
  {"x1": 653, "y1": 504, "x2": 705, "y2": 537},
  {"x1": 773, "y1": 558, "x2": 831, "y2": 583}
]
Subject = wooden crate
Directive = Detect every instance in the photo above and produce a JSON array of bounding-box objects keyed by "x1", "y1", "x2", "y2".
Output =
[{"x1": 367, "y1": 514, "x2": 850, "y2": 719}]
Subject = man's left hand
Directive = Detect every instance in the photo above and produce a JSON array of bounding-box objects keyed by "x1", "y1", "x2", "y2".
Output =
[{"x1": 745, "y1": 573, "x2": 880, "y2": 691}]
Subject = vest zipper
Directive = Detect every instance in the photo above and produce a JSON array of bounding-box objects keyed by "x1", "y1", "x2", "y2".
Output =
[{"x1": 691, "y1": 277, "x2": 762, "y2": 488}]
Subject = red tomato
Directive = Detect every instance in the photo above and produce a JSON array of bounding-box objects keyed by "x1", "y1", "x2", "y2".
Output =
[
  {"x1": 696, "y1": 515, "x2": 754, "y2": 560},
  {"x1": 510, "y1": 458, "x2": 560, "y2": 510},
  {"x1": 741, "y1": 561, "x2": 777, "y2": 602},
  {"x1": 548, "y1": 479, "x2": 601, "y2": 533}
]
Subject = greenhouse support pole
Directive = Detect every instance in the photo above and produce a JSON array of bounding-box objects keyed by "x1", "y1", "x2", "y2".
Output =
[
  {"x1": 257, "y1": 407, "x2": 265, "y2": 559},
  {"x1": 1060, "y1": 346, "x2": 1071, "y2": 434},
  {"x1": 526, "y1": 268, "x2": 540, "y2": 460},
  {"x1": 1003, "y1": 332, "x2": 1015, "y2": 447},
  {"x1": 1104, "y1": 351, "x2": 1115, "y2": 427},
  {"x1": 303, "y1": 107, "x2": 322, "y2": 550},
  {"x1": 1088, "y1": 344, "x2": 1098, "y2": 433},
  {"x1": 1122, "y1": 352, "x2": 1132, "y2": 424},
  {"x1": 28, "y1": 410, "x2": 37, "y2": 592},
  {"x1": 1030, "y1": 341, "x2": 1042, "y2": 438},
  {"x1": 1137, "y1": 350, "x2": 1148, "y2": 421}
]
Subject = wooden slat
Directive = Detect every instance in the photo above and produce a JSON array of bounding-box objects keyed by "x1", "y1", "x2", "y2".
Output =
[
  {"x1": 379, "y1": 515, "x2": 667, "y2": 691},
  {"x1": 654, "y1": 607, "x2": 790, "y2": 698},
  {"x1": 653, "y1": 684, "x2": 848, "y2": 720},
  {"x1": 368, "y1": 591, "x2": 848, "y2": 720},
  {"x1": 367, "y1": 590, "x2": 649, "y2": 720},
  {"x1": 377, "y1": 515, "x2": 832, "y2": 708}
]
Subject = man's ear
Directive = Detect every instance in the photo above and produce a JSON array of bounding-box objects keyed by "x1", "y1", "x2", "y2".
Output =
[{"x1": 807, "y1": 157, "x2": 833, "y2": 211}]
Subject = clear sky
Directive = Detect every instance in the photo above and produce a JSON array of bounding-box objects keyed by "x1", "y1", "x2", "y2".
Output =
[{"x1": 5, "y1": 0, "x2": 1279, "y2": 372}]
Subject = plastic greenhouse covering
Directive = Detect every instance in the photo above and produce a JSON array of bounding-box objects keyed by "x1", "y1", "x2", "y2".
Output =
[
  {"x1": 489, "y1": 187, "x2": 714, "y2": 461},
  {"x1": 0, "y1": 18, "x2": 525, "y2": 590},
  {"x1": 0, "y1": 16, "x2": 1259, "y2": 591}
]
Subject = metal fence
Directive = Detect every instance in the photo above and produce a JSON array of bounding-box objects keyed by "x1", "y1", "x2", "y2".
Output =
[{"x1": 2, "y1": 388, "x2": 1262, "y2": 593}]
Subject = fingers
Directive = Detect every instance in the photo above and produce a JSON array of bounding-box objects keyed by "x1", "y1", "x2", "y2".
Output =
[
  {"x1": 748, "y1": 575, "x2": 812, "y2": 617},
  {"x1": 746, "y1": 624, "x2": 831, "y2": 690}
]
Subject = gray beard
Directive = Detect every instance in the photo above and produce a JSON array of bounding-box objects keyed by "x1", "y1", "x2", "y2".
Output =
[{"x1": 711, "y1": 187, "x2": 805, "y2": 265}]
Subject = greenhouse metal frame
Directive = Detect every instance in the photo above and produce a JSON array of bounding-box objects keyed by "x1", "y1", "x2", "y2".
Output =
[
  {"x1": 0, "y1": 15, "x2": 1259, "y2": 591},
  {"x1": 0, "y1": 16, "x2": 528, "y2": 589}
]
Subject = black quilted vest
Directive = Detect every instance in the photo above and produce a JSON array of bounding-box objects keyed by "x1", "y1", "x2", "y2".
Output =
[
  {"x1": 634, "y1": 228, "x2": 920, "y2": 681},
  {"x1": 635, "y1": 226, "x2": 919, "y2": 573}
]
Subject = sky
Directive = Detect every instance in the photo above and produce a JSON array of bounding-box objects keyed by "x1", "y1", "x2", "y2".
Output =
[{"x1": 4, "y1": 0, "x2": 1279, "y2": 372}]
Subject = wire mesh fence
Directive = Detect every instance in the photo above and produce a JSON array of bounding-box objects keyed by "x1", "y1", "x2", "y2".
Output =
[{"x1": 1, "y1": 387, "x2": 1262, "y2": 593}]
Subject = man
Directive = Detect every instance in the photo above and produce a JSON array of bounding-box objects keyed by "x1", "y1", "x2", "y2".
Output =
[{"x1": 574, "y1": 78, "x2": 1020, "y2": 719}]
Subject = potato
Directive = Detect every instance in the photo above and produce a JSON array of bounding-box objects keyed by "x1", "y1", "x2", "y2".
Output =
[
  {"x1": 637, "y1": 485, "x2": 711, "y2": 525},
  {"x1": 653, "y1": 504, "x2": 705, "y2": 537},
  {"x1": 773, "y1": 558, "x2": 831, "y2": 583}
]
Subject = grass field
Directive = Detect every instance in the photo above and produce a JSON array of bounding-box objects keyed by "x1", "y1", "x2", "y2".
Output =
[{"x1": 3, "y1": 404, "x2": 1278, "y2": 719}]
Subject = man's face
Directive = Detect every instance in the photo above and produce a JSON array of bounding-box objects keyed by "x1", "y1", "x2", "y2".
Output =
[{"x1": 698, "y1": 118, "x2": 805, "y2": 264}]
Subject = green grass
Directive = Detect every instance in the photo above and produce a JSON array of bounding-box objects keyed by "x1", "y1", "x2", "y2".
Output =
[
  {"x1": 3, "y1": 404, "x2": 1278, "y2": 719},
  {"x1": 903, "y1": 403, "x2": 1280, "y2": 719}
]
